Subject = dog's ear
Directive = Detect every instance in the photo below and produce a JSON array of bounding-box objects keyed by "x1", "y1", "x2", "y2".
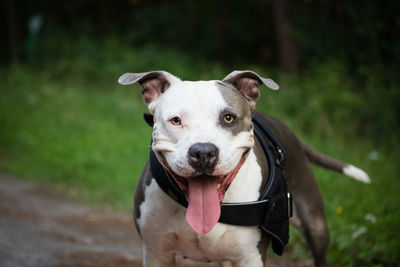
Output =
[
  {"x1": 118, "y1": 71, "x2": 181, "y2": 105},
  {"x1": 223, "y1": 70, "x2": 279, "y2": 108}
]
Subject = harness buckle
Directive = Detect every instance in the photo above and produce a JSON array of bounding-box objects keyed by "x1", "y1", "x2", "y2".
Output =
[{"x1": 276, "y1": 147, "x2": 285, "y2": 168}]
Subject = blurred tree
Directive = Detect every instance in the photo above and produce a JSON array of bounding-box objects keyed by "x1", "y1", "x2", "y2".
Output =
[
  {"x1": 1, "y1": 0, "x2": 399, "y2": 78},
  {"x1": 6, "y1": 0, "x2": 19, "y2": 63},
  {"x1": 272, "y1": 0, "x2": 299, "y2": 73}
]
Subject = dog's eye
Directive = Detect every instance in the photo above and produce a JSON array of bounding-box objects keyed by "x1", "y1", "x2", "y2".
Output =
[
  {"x1": 170, "y1": 117, "x2": 182, "y2": 126},
  {"x1": 223, "y1": 114, "x2": 236, "y2": 124}
]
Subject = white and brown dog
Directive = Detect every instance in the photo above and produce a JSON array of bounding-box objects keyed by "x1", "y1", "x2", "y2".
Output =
[{"x1": 118, "y1": 70, "x2": 370, "y2": 267}]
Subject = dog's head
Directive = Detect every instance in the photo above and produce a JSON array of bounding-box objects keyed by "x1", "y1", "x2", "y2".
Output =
[{"x1": 119, "y1": 70, "x2": 278, "y2": 234}]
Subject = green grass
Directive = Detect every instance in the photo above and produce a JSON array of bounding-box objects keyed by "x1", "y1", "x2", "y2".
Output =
[
  {"x1": 0, "y1": 65, "x2": 151, "y2": 210},
  {"x1": 0, "y1": 36, "x2": 399, "y2": 265}
]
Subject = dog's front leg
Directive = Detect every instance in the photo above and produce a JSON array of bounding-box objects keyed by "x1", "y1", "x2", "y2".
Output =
[{"x1": 142, "y1": 245, "x2": 175, "y2": 267}]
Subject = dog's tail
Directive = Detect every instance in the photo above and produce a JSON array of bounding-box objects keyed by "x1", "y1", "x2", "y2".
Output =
[{"x1": 300, "y1": 140, "x2": 371, "y2": 183}]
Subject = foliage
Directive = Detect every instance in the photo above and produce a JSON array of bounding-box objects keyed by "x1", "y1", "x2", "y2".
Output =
[
  {"x1": 0, "y1": 36, "x2": 399, "y2": 265},
  {"x1": 4, "y1": 1, "x2": 400, "y2": 71}
]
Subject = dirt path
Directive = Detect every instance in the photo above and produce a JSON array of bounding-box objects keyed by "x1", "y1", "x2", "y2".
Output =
[
  {"x1": 0, "y1": 174, "x2": 143, "y2": 267},
  {"x1": 0, "y1": 174, "x2": 311, "y2": 267}
]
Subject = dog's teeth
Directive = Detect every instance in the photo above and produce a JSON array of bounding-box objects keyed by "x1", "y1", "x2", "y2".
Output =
[{"x1": 217, "y1": 184, "x2": 221, "y2": 189}]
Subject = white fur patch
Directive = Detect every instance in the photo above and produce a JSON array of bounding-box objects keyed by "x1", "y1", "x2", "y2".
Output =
[
  {"x1": 343, "y1": 165, "x2": 371, "y2": 183},
  {"x1": 223, "y1": 150, "x2": 262, "y2": 202}
]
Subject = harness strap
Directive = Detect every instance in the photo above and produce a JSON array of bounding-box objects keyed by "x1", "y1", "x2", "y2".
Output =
[
  {"x1": 252, "y1": 114, "x2": 287, "y2": 169},
  {"x1": 150, "y1": 149, "x2": 280, "y2": 226}
]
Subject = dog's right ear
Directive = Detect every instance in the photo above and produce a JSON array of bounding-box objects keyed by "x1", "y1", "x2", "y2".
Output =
[{"x1": 118, "y1": 71, "x2": 181, "y2": 105}]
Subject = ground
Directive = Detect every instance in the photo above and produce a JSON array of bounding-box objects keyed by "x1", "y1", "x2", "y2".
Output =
[{"x1": 0, "y1": 173, "x2": 311, "y2": 267}]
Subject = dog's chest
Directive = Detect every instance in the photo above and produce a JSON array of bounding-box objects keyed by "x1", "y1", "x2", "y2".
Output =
[{"x1": 137, "y1": 150, "x2": 264, "y2": 262}]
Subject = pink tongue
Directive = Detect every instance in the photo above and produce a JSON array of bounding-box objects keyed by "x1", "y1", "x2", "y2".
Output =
[{"x1": 186, "y1": 176, "x2": 221, "y2": 234}]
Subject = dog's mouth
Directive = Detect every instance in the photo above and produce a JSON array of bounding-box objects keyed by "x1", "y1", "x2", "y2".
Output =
[{"x1": 158, "y1": 152, "x2": 248, "y2": 234}]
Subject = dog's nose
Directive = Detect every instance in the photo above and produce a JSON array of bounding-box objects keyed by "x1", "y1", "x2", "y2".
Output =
[{"x1": 188, "y1": 142, "x2": 219, "y2": 175}]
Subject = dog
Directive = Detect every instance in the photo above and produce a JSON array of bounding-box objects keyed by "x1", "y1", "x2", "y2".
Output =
[{"x1": 118, "y1": 70, "x2": 370, "y2": 267}]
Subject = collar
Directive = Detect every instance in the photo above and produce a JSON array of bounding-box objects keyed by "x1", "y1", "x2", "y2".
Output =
[{"x1": 144, "y1": 113, "x2": 292, "y2": 255}]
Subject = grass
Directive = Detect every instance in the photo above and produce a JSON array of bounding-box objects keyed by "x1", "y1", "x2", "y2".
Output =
[
  {"x1": 0, "y1": 36, "x2": 399, "y2": 265},
  {"x1": 0, "y1": 66, "x2": 149, "y2": 209}
]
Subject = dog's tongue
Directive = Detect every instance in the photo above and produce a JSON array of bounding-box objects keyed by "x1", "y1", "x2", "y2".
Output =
[{"x1": 186, "y1": 176, "x2": 221, "y2": 234}]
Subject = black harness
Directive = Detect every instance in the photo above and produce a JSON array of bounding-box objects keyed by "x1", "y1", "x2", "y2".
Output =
[{"x1": 144, "y1": 113, "x2": 292, "y2": 255}]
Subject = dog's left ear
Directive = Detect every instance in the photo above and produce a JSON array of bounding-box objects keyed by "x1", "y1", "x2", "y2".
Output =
[
  {"x1": 118, "y1": 71, "x2": 181, "y2": 107},
  {"x1": 223, "y1": 70, "x2": 279, "y2": 108}
]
